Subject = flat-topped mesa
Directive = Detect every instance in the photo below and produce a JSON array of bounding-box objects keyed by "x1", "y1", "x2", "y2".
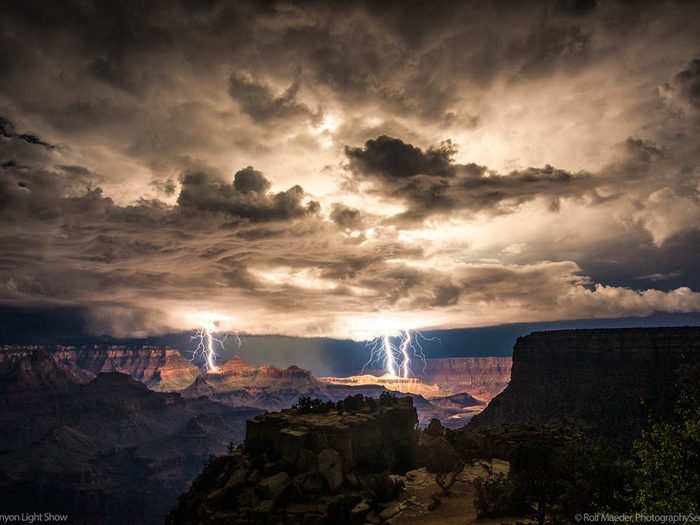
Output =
[
  {"x1": 467, "y1": 327, "x2": 700, "y2": 446},
  {"x1": 245, "y1": 396, "x2": 419, "y2": 474},
  {"x1": 318, "y1": 374, "x2": 447, "y2": 398},
  {"x1": 208, "y1": 357, "x2": 317, "y2": 385}
]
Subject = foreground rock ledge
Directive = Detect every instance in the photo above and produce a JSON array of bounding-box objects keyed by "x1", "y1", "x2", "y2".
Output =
[{"x1": 167, "y1": 397, "x2": 419, "y2": 525}]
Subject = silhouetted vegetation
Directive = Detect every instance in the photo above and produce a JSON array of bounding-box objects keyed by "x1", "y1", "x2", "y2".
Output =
[
  {"x1": 294, "y1": 392, "x2": 397, "y2": 414},
  {"x1": 473, "y1": 466, "x2": 526, "y2": 519},
  {"x1": 473, "y1": 434, "x2": 634, "y2": 524},
  {"x1": 633, "y1": 360, "x2": 700, "y2": 513},
  {"x1": 420, "y1": 419, "x2": 465, "y2": 504},
  {"x1": 379, "y1": 391, "x2": 398, "y2": 406},
  {"x1": 294, "y1": 396, "x2": 335, "y2": 413}
]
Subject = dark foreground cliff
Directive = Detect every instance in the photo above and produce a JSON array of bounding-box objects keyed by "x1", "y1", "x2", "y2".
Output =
[
  {"x1": 467, "y1": 327, "x2": 700, "y2": 447},
  {"x1": 167, "y1": 396, "x2": 418, "y2": 525}
]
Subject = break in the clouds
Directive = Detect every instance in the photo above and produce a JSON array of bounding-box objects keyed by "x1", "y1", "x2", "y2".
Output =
[{"x1": 0, "y1": 0, "x2": 699, "y2": 339}]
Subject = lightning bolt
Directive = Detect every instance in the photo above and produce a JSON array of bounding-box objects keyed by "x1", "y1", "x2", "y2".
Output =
[
  {"x1": 191, "y1": 319, "x2": 228, "y2": 372},
  {"x1": 399, "y1": 330, "x2": 411, "y2": 378},
  {"x1": 362, "y1": 329, "x2": 436, "y2": 379}
]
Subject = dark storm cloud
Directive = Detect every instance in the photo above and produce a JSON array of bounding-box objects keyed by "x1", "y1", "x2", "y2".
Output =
[
  {"x1": 0, "y1": 116, "x2": 55, "y2": 150},
  {"x1": 0, "y1": 0, "x2": 700, "y2": 337},
  {"x1": 345, "y1": 135, "x2": 600, "y2": 221},
  {"x1": 345, "y1": 136, "x2": 457, "y2": 179},
  {"x1": 233, "y1": 166, "x2": 271, "y2": 194},
  {"x1": 662, "y1": 59, "x2": 700, "y2": 110},
  {"x1": 229, "y1": 73, "x2": 320, "y2": 124},
  {"x1": 329, "y1": 204, "x2": 365, "y2": 230},
  {"x1": 177, "y1": 169, "x2": 318, "y2": 222}
]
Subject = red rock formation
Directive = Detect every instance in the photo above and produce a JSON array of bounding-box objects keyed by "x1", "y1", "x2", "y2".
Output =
[
  {"x1": 0, "y1": 344, "x2": 201, "y2": 391},
  {"x1": 54, "y1": 345, "x2": 200, "y2": 391},
  {"x1": 415, "y1": 357, "x2": 512, "y2": 401}
]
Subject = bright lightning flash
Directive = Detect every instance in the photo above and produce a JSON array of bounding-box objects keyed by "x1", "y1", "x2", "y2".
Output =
[
  {"x1": 363, "y1": 329, "x2": 432, "y2": 379},
  {"x1": 190, "y1": 314, "x2": 239, "y2": 373}
]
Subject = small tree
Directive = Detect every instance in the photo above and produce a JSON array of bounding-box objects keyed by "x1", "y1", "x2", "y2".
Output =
[{"x1": 634, "y1": 360, "x2": 700, "y2": 513}]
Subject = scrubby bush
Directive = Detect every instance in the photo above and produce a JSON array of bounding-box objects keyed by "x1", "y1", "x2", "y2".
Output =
[
  {"x1": 294, "y1": 396, "x2": 335, "y2": 413},
  {"x1": 379, "y1": 391, "x2": 398, "y2": 406},
  {"x1": 362, "y1": 473, "x2": 405, "y2": 505},
  {"x1": 474, "y1": 469, "x2": 524, "y2": 519}
]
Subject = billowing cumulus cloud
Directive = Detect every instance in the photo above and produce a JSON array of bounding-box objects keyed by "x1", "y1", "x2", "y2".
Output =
[
  {"x1": 177, "y1": 168, "x2": 318, "y2": 222},
  {"x1": 345, "y1": 135, "x2": 600, "y2": 222},
  {"x1": 0, "y1": 1, "x2": 699, "y2": 338}
]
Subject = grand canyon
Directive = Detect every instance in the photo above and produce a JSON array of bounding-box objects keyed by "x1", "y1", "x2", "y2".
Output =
[
  {"x1": 2, "y1": 1, "x2": 699, "y2": 523},
  {"x1": 2, "y1": 327, "x2": 699, "y2": 523},
  {"x1": 0, "y1": 341, "x2": 511, "y2": 524}
]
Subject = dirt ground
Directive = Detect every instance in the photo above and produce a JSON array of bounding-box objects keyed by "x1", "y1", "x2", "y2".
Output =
[{"x1": 388, "y1": 459, "x2": 526, "y2": 525}]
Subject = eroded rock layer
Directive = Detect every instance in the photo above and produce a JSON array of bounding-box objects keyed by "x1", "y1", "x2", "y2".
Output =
[
  {"x1": 416, "y1": 357, "x2": 512, "y2": 401},
  {"x1": 0, "y1": 344, "x2": 201, "y2": 391}
]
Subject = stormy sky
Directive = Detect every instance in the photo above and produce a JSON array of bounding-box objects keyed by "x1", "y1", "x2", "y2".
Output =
[{"x1": 1, "y1": 0, "x2": 700, "y2": 340}]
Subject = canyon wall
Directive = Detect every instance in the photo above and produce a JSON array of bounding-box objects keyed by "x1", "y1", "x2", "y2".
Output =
[
  {"x1": 467, "y1": 327, "x2": 700, "y2": 446},
  {"x1": 416, "y1": 357, "x2": 512, "y2": 401},
  {"x1": 55, "y1": 345, "x2": 201, "y2": 390},
  {"x1": 1, "y1": 344, "x2": 201, "y2": 391}
]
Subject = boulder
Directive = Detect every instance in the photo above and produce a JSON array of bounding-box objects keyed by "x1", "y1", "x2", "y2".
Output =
[
  {"x1": 224, "y1": 466, "x2": 247, "y2": 489},
  {"x1": 317, "y1": 448, "x2": 343, "y2": 492},
  {"x1": 379, "y1": 502, "x2": 403, "y2": 520},
  {"x1": 365, "y1": 511, "x2": 380, "y2": 524},
  {"x1": 351, "y1": 499, "x2": 370, "y2": 522},
  {"x1": 293, "y1": 472, "x2": 325, "y2": 495},
  {"x1": 257, "y1": 472, "x2": 290, "y2": 500}
]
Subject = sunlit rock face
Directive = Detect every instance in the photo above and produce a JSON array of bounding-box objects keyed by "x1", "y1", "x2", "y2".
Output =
[
  {"x1": 53, "y1": 345, "x2": 201, "y2": 391},
  {"x1": 0, "y1": 344, "x2": 202, "y2": 391},
  {"x1": 467, "y1": 328, "x2": 700, "y2": 447},
  {"x1": 415, "y1": 357, "x2": 513, "y2": 401},
  {"x1": 318, "y1": 373, "x2": 448, "y2": 398},
  {"x1": 182, "y1": 355, "x2": 327, "y2": 411}
]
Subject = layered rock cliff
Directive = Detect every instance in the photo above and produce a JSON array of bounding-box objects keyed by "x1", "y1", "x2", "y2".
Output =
[
  {"x1": 55, "y1": 344, "x2": 201, "y2": 391},
  {"x1": 0, "y1": 344, "x2": 201, "y2": 391},
  {"x1": 467, "y1": 327, "x2": 700, "y2": 446},
  {"x1": 416, "y1": 357, "x2": 512, "y2": 401}
]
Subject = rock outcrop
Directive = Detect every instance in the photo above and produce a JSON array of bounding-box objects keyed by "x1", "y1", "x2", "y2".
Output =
[
  {"x1": 467, "y1": 327, "x2": 700, "y2": 446},
  {"x1": 182, "y1": 356, "x2": 327, "y2": 411},
  {"x1": 415, "y1": 357, "x2": 512, "y2": 401},
  {"x1": 167, "y1": 397, "x2": 419, "y2": 524},
  {"x1": 0, "y1": 350, "x2": 263, "y2": 525}
]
